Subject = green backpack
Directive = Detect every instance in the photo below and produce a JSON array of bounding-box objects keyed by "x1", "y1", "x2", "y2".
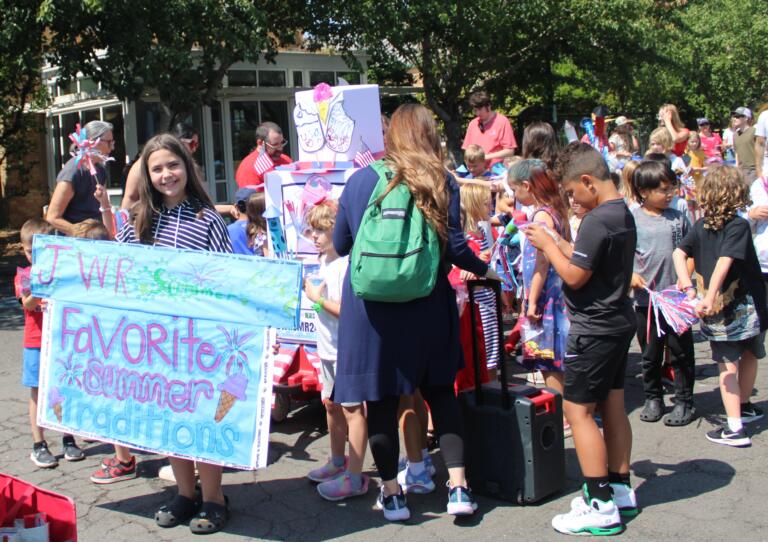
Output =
[{"x1": 350, "y1": 160, "x2": 440, "y2": 302}]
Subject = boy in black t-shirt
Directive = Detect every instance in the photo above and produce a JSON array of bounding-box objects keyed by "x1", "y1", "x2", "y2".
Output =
[{"x1": 525, "y1": 143, "x2": 637, "y2": 536}]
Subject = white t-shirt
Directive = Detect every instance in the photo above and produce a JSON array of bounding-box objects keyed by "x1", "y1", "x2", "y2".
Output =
[
  {"x1": 316, "y1": 254, "x2": 348, "y2": 360},
  {"x1": 748, "y1": 178, "x2": 768, "y2": 273},
  {"x1": 755, "y1": 110, "x2": 768, "y2": 173},
  {"x1": 723, "y1": 127, "x2": 734, "y2": 147}
]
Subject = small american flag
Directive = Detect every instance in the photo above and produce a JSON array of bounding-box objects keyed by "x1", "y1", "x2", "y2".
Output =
[
  {"x1": 354, "y1": 141, "x2": 376, "y2": 168},
  {"x1": 253, "y1": 150, "x2": 274, "y2": 176}
]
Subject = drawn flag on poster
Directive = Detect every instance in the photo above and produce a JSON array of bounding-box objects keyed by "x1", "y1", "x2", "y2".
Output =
[
  {"x1": 354, "y1": 140, "x2": 376, "y2": 168},
  {"x1": 253, "y1": 150, "x2": 274, "y2": 176}
]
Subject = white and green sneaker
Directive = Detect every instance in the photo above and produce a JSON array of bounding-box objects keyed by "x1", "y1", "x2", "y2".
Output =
[
  {"x1": 610, "y1": 483, "x2": 638, "y2": 517},
  {"x1": 554, "y1": 490, "x2": 623, "y2": 536}
]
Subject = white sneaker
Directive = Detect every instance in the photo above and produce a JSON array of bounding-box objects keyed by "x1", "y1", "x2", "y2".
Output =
[
  {"x1": 553, "y1": 496, "x2": 623, "y2": 536},
  {"x1": 375, "y1": 487, "x2": 410, "y2": 522},
  {"x1": 610, "y1": 483, "x2": 638, "y2": 517}
]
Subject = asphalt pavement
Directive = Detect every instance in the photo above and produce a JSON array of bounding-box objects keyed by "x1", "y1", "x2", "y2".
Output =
[{"x1": 1, "y1": 297, "x2": 766, "y2": 541}]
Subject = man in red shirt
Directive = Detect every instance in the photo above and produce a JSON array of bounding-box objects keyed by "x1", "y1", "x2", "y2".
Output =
[
  {"x1": 235, "y1": 121, "x2": 293, "y2": 189},
  {"x1": 462, "y1": 91, "x2": 517, "y2": 166}
]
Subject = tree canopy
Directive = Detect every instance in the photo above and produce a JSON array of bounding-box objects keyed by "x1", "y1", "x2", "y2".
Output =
[
  {"x1": 1, "y1": 0, "x2": 766, "y2": 169},
  {"x1": 304, "y1": 0, "x2": 683, "y2": 160},
  {"x1": 0, "y1": 1, "x2": 47, "y2": 167},
  {"x1": 39, "y1": 0, "x2": 305, "y2": 128}
]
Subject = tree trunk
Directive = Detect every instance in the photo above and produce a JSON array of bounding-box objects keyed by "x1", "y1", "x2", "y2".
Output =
[{"x1": 443, "y1": 116, "x2": 464, "y2": 167}]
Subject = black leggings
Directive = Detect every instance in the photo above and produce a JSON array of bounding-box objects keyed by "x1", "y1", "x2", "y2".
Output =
[{"x1": 367, "y1": 385, "x2": 464, "y2": 481}]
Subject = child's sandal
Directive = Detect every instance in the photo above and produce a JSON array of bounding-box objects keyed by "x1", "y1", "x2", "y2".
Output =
[
  {"x1": 189, "y1": 497, "x2": 229, "y2": 535},
  {"x1": 663, "y1": 403, "x2": 696, "y2": 426},
  {"x1": 155, "y1": 494, "x2": 200, "y2": 528}
]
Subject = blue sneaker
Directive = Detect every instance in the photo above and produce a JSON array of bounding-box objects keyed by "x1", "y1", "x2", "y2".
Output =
[
  {"x1": 396, "y1": 463, "x2": 435, "y2": 494},
  {"x1": 425, "y1": 454, "x2": 436, "y2": 476},
  {"x1": 397, "y1": 455, "x2": 437, "y2": 477},
  {"x1": 375, "y1": 487, "x2": 410, "y2": 521},
  {"x1": 446, "y1": 483, "x2": 478, "y2": 516}
]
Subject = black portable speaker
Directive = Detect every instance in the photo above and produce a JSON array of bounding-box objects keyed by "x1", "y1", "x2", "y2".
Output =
[{"x1": 460, "y1": 280, "x2": 565, "y2": 504}]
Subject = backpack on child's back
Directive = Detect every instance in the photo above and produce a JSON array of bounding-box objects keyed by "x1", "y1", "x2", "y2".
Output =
[{"x1": 350, "y1": 160, "x2": 440, "y2": 302}]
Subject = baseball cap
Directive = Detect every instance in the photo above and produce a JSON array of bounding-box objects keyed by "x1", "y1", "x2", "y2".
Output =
[
  {"x1": 234, "y1": 186, "x2": 258, "y2": 204},
  {"x1": 732, "y1": 107, "x2": 752, "y2": 119},
  {"x1": 592, "y1": 105, "x2": 610, "y2": 118},
  {"x1": 696, "y1": 117, "x2": 710, "y2": 126},
  {"x1": 614, "y1": 116, "x2": 634, "y2": 126}
]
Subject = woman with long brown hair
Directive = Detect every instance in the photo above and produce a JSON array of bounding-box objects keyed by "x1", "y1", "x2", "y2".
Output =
[{"x1": 333, "y1": 103, "x2": 498, "y2": 521}]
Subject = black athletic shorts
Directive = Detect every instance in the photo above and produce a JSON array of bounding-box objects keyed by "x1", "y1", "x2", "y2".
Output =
[{"x1": 564, "y1": 331, "x2": 634, "y2": 404}]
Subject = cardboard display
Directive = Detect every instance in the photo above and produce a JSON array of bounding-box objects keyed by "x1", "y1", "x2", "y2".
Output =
[{"x1": 293, "y1": 84, "x2": 384, "y2": 163}]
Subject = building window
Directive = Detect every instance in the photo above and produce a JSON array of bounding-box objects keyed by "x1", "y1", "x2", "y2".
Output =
[
  {"x1": 230, "y1": 100, "x2": 290, "y2": 176},
  {"x1": 337, "y1": 71, "x2": 361, "y2": 85},
  {"x1": 210, "y1": 102, "x2": 228, "y2": 202},
  {"x1": 227, "y1": 70, "x2": 258, "y2": 87},
  {"x1": 79, "y1": 77, "x2": 99, "y2": 94},
  {"x1": 51, "y1": 107, "x2": 126, "y2": 191},
  {"x1": 56, "y1": 79, "x2": 76, "y2": 97},
  {"x1": 292, "y1": 71, "x2": 303, "y2": 87},
  {"x1": 136, "y1": 101, "x2": 170, "y2": 144},
  {"x1": 309, "y1": 71, "x2": 335, "y2": 87},
  {"x1": 101, "y1": 105, "x2": 126, "y2": 189},
  {"x1": 258, "y1": 70, "x2": 285, "y2": 87}
]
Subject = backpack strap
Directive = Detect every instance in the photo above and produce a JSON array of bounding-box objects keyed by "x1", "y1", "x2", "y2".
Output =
[{"x1": 368, "y1": 160, "x2": 397, "y2": 208}]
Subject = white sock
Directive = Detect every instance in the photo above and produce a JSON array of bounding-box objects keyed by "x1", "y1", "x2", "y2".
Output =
[
  {"x1": 727, "y1": 417, "x2": 743, "y2": 432},
  {"x1": 421, "y1": 448, "x2": 429, "y2": 461},
  {"x1": 408, "y1": 460, "x2": 425, "y2": 476}
]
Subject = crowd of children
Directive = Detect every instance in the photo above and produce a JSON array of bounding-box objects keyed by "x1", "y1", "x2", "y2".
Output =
[{"x1": 13, "y1": 100, "x2": 768, "y2": 537}]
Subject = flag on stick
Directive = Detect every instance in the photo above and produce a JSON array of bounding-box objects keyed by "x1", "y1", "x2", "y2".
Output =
[
  {"x1": 354, "y1": 140, "x2": 376, "y2": 168},
  {"x1": 254, "y1": 149, "x2": 274, "y2": 176}
]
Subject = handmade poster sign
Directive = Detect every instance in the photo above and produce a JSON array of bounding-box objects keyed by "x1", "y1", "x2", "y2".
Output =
[
  {"x1": 293, "y1": 84, "x2": 384, "y2": 163},
  {"x1": 277, "y1": 261, "x2": 320, "y2": 344},
  {"x1": 31, "y1": 236, "x2": 302, "y2": 469},
  {"x1": 31, "y1": 235, "x2": 301, "y2": 329},
  {"x1": 264, "y1": 167, "x2": 357, "y2": 256}
]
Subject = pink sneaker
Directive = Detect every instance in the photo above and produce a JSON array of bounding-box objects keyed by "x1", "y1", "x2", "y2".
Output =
[
  {"x1": 317, "y1": 473, "x2": 370, "y2": 501},
  {"x1": 307, "y1": 457, "x2": 347, "y2": 482}
]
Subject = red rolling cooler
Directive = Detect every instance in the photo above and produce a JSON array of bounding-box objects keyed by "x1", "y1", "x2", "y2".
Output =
[{"x1": 460, "y1": 280, "x2": 565, "y2": 504}]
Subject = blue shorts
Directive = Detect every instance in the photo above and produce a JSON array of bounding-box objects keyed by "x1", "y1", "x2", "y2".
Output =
[{"x1": 22, "y1": 347, "x2": 41, "y2": 388}]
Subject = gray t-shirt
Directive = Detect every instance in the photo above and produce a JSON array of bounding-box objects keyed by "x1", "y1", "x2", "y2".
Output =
[
  {"x1": 632, "y1": 207, "x2": 689, "y2": 307},
  {"x1": 56, "y1": 157, "x2": 107, "y2": 223}
]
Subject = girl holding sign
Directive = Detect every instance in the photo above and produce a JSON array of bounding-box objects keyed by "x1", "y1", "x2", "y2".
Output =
[{"x1": 111, "y1": 133, "x2": 232, "y2": 534}]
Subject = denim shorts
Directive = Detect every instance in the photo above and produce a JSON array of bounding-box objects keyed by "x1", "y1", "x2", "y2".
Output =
[
  {"x1": 710, "y1": 333, "x2": 766, "y2": 363},
  {"x1": 22, "y1": 347, "x2": 41, "y2": 388}
]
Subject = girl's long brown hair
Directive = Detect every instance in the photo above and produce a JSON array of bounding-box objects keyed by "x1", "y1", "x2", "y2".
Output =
[
  {"x1": 699, "y1": 164, "x2": 751, "y2": 231},
  {"x1": 384, "y1": 104, "x2": 449, "y2": 242},
  {"x1": 132, "y1": 133, "x2": 215, "y2": 244}
]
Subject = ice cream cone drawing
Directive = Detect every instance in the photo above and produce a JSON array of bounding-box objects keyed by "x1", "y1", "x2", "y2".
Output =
[
  {"x1": 293, "y1": 103, "x2": 324, "y2": 153},
  {"x1": 325, "y1": 97, "x2": 355, "y2": 153},
  {"x1": 215, "y1": 372, "x2": 248, "y2": 423},
  {"x1": 49, "y1": 387, "x2": 65, "y2": 423},
  {"x1": 214, "y1": 326, "x2": 256, "y2": 422},
  {"x1": 313, "y1": 83, "x2": 333, "y2": 124}
]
